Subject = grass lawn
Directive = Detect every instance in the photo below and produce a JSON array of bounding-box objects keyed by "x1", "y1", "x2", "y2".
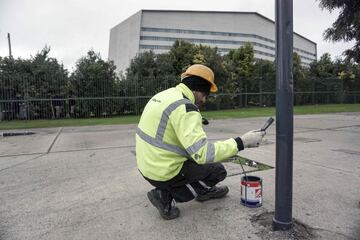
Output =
[{"x1": 0, "y1": 104, "x2": 359, "y2": 130}]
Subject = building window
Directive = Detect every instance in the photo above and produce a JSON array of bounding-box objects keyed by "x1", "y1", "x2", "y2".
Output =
[
  {"x1": 141, "y1": 27, "x2": 316, "y2": 58},
  {"x1": 140, "y1": 36, "x2": 316, "y2": 61}
]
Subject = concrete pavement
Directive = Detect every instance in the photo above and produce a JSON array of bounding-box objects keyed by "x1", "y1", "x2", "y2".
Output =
[{"x1": 0, "y1": 112, "x2": 359, "y2": 239}]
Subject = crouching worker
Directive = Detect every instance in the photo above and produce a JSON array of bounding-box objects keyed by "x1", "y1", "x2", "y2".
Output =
[{"x1": 135, "y1": 64, "x2": 265, "y2": 220}]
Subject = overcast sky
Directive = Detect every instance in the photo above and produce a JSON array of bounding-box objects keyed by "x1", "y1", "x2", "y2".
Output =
[{"x1": 0, "y1": 0, "x2": 355, "y2": 71}]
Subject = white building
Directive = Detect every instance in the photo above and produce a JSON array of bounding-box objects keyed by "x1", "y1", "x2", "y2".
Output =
[{"x1": 108, "y1": 10, "x2": 317, "y2": 73}]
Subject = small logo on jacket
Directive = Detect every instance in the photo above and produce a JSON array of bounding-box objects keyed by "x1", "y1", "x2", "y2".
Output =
[{"x1": 152, "y1": 98, "x2": 161, "y2": 103}]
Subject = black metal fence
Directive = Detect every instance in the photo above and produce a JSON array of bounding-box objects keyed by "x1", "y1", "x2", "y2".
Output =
[{"x1": 1, "y1": 74, "x2": 359, "y2": 121}]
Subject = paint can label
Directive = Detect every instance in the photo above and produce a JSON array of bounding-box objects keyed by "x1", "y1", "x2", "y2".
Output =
[{"x1": 240, "y1": 176, "x2": 262, "y2": 207}]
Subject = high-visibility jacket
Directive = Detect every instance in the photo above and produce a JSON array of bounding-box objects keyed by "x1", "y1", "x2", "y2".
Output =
[{"x1": 136, "y1": 83, "x2": 239, "y2": 181}]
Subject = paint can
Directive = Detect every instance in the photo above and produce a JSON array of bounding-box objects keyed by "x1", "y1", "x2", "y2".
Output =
[{"x1": 240, "y1": 175, "x2": 262, "y2": 208}]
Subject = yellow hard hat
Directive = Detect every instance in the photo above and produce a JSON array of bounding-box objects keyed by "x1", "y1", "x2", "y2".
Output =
[{"x1": 181, "y1": 64, "x2": 218, "y2": 93}]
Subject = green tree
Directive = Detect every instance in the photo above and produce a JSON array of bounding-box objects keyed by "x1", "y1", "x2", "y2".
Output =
[
  {"x1": 154, "y1": 53, "x2": 178, "y2": 90},
  {"x1": 0, "y1": 56, "x2": 32, "y2": 100},
  {"x1": 223, "y1": 42, "x2": 255, "y2": 107},
  {"x1": 125, "y1": 43, "x2": 226, "y2": 98},
  {"x1": 293, "y1": 52, "x2": 305, "y2": 85},
  {"x1": 253, "y1": 59, "x2": 276, "y2": 106},
  {"x1": 351, "y1": 63, "x2": 360, "y2": 91},
  {"x1": 0, "y1": 56, "x2": 31, "y2": 75},
  {"x1": 293, "y1": 52, "x2": 312, "y2": 104},
  {"x1": 333, "y1": 58, "x2": 357, "y2": 92},
  {"x1": 123, "y1": 51, "x2": 168, "y2": 114},
  {"x1": 30, "y1": 46, "x2": 69, "y2": 99},
  {"x1": 0, "y1": 46, "x2": 69, "y2": 119},
  {"x1": 126, "y1": 51, "x2": 157, "y2": 83},
  {"x1": 318, "y1": 0, "x2": 360, "y2": 63},
  {"x1": 223, "y1": 42, "x2": 255, "y2": 91},
  {"x1": 70, "y1": 50, "x2": 119, "y2": 117},
  {"x1": 0, "y1": 46, "x2": 68, "y2": 99},
  {"x1": 125, "y1": 51, "x2": 159, "y2": 97},
  {"x1": 71, "y1": 50, "x2": 118, "y2": 97},
  {"x1": 309, "y1": 53, "x2": 336, "y2": 79},
  {"x1": 168, "y1": 40, "x2": 197, "y2": 75},
  {"x1": 308, "y1": 53, "x2": 345, "y2": 103}
]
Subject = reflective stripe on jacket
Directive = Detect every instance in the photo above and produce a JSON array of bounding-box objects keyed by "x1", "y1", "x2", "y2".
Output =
[{"x1": 136, "y1": 83, "x2": 238, "y2": 181}]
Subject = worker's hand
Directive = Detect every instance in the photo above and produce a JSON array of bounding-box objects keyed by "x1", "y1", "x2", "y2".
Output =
[
  {"x1": 202, "y1": 117, "x2": 209, "y2": 125},
  {"x1": 240, "y1": 130, "x2": 266, "y2": 148}
]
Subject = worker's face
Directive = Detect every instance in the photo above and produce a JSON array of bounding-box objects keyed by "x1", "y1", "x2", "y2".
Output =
[{"x1": 193, "y1": 91, "x2": 209, "y2": 108}]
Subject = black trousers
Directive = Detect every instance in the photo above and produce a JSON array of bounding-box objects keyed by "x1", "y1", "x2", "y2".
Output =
[{"x1": 143, "y1": 160, "x2": 227, "y2": 203}]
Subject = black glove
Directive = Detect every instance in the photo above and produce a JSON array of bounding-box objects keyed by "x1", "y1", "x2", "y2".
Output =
[{"x1": 202, "y1": 117, "x2": 209, "y2": 125}]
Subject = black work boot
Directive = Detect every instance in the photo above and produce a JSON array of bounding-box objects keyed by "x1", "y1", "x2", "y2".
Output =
[
  {"x1": 147, "y1": 189, "x2": 180, "y2": 220},
  {"x1": 195, "y1": 185, "x2": 229, "y2": 202}
]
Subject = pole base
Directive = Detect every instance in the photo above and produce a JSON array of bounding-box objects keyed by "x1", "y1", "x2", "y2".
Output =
[{"x1": 272, "y1": 217, "x2": 293, "y2": 231}]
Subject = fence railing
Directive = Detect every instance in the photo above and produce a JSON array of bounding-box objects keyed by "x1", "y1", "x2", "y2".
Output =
[
  {"x1": 1, "y1": 74, "x2": 359, "y2": 121},
  {"x1": 1, "y1": 91, "x2": 359, "y2": 121}
]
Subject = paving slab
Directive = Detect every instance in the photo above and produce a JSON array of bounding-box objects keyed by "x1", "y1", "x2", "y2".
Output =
[
  {"x1": 51, "y1": 125, "x2": 137, "y2": 152},
  {"x1": 0, "y1": 128, "x2": 59, "y2": 156},
  {"x1": 0, "y1": 112, "x2": 359, "y2": 240}
]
